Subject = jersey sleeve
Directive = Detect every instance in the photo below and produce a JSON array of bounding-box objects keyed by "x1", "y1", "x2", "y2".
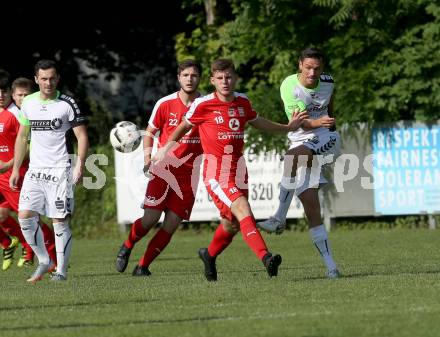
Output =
[
  {"x1": 280, "y1": 76, "x2": 306, "y2": 120},
  {"x1": 245, "y1": 99, "x2": 258, "y2": 122},
  {"x1": 185, "y1": 100, "x2": 203, "y2": 126},
  {"x1": 17, "y1": 110, "x2": 30, "y2": 126},
  {"x1": 148, "y1": 101, "x2": 164, "y2": 130},
  {"x1": 66, "y1": 97, "x2": 86, "y2": 127}
]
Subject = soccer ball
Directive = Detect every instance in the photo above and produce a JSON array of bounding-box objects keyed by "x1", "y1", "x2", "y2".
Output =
[{"x1": 109, "y1": 121, "x2": 142, "y2": 153}]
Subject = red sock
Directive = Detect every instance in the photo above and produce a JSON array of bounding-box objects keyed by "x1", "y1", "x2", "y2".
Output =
[
  {"x1": 139, "y1": 229, "x2": 172, "y2": 267},
  {"x1": 207, "y1": 224, "x2": 235, "y2": 257},
  {"x1": 240, "y1": 216, "x2": 268, "y2": 260},
  {"x1": 0, "y1": 227, "x2": 11, "y2": 248},
  {"x1": 124, "y1": 218, "x2": 149, "y2": 249},
  {"x1": 1, "y1": 216, "x2": 33, "y2": 258},
  {"x1": 41, "y1": 222, "x2": 56, "y2": 263}
]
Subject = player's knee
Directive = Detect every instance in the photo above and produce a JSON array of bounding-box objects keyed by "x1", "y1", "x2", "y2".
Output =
[
  {"x1": 18, "y1": 216, "x2": 39, "y2": 230},
  {"x1": 161, "y1": 221, "x2": 180, "y2": 234},
  {"x1": 18, "y1": 210, "x2": 38, "y2": 220},
  {"x1": 231, "y1": 197, "x2": 252, "y2": 220},
  {"x1": 222, "y1": 220, "x2": 239, "y2": 234},
  {"x1": 53, "y1": 220, "x2": 70, "y2": 231}
]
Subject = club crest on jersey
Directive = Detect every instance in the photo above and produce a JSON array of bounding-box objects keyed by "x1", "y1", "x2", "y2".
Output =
[
  {"x1": 228, "y1": 107, "x2": 236, "y2": 117},
  {"x1": 229, "y1": 118, "x2": 240, "y2": 131},
  {"x1": 238, "y1": 107, "x2": 245, "y2": 116},
  {"x1": 51, "y1": 118, "x2": 63, "y2": 130}
]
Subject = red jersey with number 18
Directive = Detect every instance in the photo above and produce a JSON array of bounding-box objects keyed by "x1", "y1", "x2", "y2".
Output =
[{"x1": 185, "y1": 92, "x2": 257, "y2": 181}]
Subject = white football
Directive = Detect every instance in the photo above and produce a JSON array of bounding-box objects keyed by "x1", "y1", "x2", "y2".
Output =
[{"x1": 109, "y1": 121, "x2": 141, "y2": 153}]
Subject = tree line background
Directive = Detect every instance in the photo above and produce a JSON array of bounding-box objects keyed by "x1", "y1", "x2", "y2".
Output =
[{"x1": 2, "y1": 0, "x2": 439, "y2": 235}]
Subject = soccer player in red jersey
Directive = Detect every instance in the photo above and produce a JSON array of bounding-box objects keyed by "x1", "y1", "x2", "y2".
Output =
[
  {"x1": 115, "y1": 60, "x2": 205, "y2": 276},
  {"x1": 0, "y1": 71, "x2": 56, "y2": 270},
  {"x1": 153, "y1": 59, "x2": 307, "y2": 281}
]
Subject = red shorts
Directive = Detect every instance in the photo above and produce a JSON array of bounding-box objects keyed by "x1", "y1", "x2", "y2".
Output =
[
  {"x1": 142, "y1": 174, "x2": 196, "y2": 220},
  {"x1": 205, "y1": 178, "x2": 248, "y2": 221},
  {"x1": 0, "y1": 181, "x2": 20, "y2": 212}
]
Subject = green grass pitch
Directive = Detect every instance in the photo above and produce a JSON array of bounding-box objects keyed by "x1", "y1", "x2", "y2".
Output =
[{"x1": 1, "y1": 229, "x2": 440, "y2": 337}]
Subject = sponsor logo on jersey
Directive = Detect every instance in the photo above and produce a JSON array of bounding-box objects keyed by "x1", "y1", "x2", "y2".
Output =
[
  {"x1": 51, "y1": 118, "x2": 63, "y2": 130},
  {"x1": 30, "y1": 118, "x2": 64, "y2": 130},
  {"x1": 213, "y1": 110, "x2": 222, "y2": 115},
  {"x1": 0, "y1": 145, "x2": 9, "y2": 152},
  {"x1": 217, "y1": 131, "x2": 244, "y2": 140}
]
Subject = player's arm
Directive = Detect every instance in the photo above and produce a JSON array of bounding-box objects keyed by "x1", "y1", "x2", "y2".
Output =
[
  {"x1": 143, "y1": 125, "x2": 158, "y2": 175},
  {"x1": 0, "y1": 159, "x2": 13, "y2": 174},
  {"x1": 249, "y1": 109, "x2": 308, "y2": 132},
  {"x1": 327, "y1": 95, "x2": 336, "y2": 131},
  {"x1": 9, "y1": 124, "x2": 30, "y2": 189},
  {"x1": 152, "y1": 119, "x2": 192, "y2": 163},
  {"x1": 301, "y1": 96, "x2": 335, "y2": 131},
  {"x1": 72, "y1": 125, "x2": 89, "y2": 184},
  {"x1": 301, "y1": 116, "x2": 335, "y2": 130}
]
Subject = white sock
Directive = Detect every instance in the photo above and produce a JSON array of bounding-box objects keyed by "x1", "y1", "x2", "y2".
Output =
[
  {"x1": 273, "y1": 176, "x2": 295, "y2": 221},
  {"x1": 19, "y1": 217, "x2": 50, "y2": 265},
  {"x1": 54, "y1": 221, "x2": 72, "y2": 276},
  {"x1": 309, "y1": 224, "x2": 337, "y2": 271}
]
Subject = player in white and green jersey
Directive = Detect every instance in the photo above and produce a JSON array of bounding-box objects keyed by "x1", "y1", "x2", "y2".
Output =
[
  {"x1": 9, "y1": 60, "x2": 89, "y2": 282},
  {"x1": 258, "y1": 47, "x2": 341, "y2": 278}
]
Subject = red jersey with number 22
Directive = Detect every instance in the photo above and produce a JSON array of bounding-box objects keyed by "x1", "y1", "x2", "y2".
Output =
[{"x1": 149, "y1": 92, "x2": 202, "y2": 176}]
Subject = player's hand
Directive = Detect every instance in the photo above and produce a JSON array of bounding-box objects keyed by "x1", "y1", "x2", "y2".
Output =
[
  {"x1": 9, "y1": 171, "x2": 20, "y2": 190},
  {"x1": 72, "y1": 163, "x2": 84, "y2": 185},
  {"x1": 143, "y1": 159, "x2": 151, "y2": 177},
  {"x1": 152, "y1": 141, "x2": 178, "y2": 164},
  {"x1": 320, "y1": 116, "x2": 335, "y2": 128},
  {"x1": 288, "y1": 108, "x2": 308, "y2": 131}
]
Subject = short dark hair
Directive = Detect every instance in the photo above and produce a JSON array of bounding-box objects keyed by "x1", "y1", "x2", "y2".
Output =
[
  {"x1": 299, "y1": 47, "x2": 325, "y2": 63},
  {"x1": 0, "y1": 69, "x2": 11, "y2": 90},
  {"x1": 12, "y1": 77, "x2": 34, "y2": 93},
  {"x1": 34, "y1": 59, "x2": 59, "y2": 76},
  {"x1": 210, "y1": 58, "x2": 235, "y2": 75},
  {"x1": 178, "y1": 59, "x2": 202, "y2": 75}
]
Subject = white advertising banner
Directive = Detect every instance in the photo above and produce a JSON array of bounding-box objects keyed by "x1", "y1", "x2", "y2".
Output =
[{"x1": 114, "y1": 144, "x2": 304, "y2": 225}]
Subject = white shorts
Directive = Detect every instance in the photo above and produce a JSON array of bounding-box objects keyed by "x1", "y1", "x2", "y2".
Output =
[
  {"x1": 289, "y1": 131, "x2": 341, "y2": 156},
  {"x1": 19, "y1": 167, "x2": 74, "y2": 218},
  {"x1": 289, "y1": 131, "x2": 341, "y2": 196}
]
